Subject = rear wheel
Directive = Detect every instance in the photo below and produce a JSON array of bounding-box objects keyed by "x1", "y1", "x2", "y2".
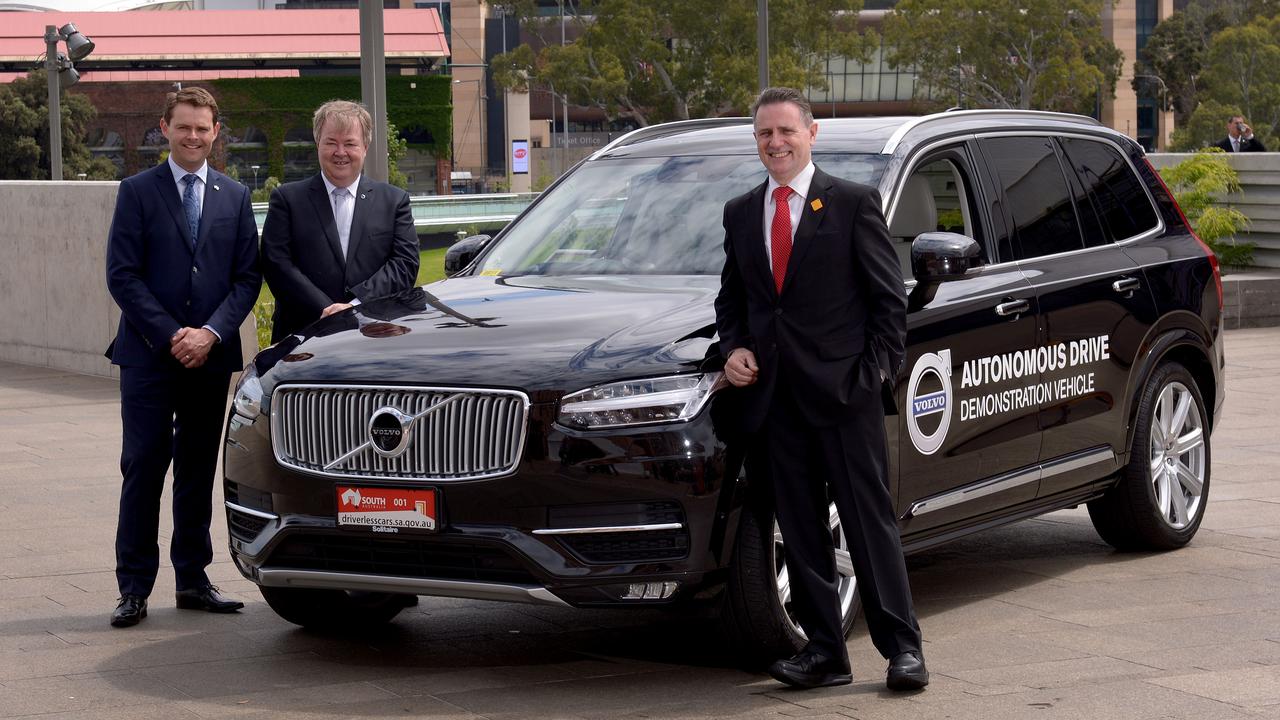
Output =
[
  {"x1": 1088, "y1": 362, "x2": 1210, "y2": 550},
  {"x1": 259, "y1": 585, "x2": 415, "y2": 631},
  {"x1": 719, "y1": 502, "x2": 859, "y2": 662}
]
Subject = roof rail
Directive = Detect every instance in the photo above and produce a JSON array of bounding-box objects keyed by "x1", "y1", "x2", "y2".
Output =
[
  {"x1": 881, "y1": 108, "x2": 1102, "y2": 155},
  {"x1": 592, "y1": 117, "x2": 753, "y2": 158}
]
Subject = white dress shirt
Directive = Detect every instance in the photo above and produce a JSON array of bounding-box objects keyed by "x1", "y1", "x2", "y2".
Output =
[
  {"x1": 762, "y1": 162, "x2": 816, "y2": 266},
  {"x1": 167, "y1": 156, "x2": 207, "y2": 214},
  {"x1": 322, "y1": 173, "x2": 361, "y2": 259},
  {"x1": 166, "y1": 157, "x2": 221, "y2": 342}
]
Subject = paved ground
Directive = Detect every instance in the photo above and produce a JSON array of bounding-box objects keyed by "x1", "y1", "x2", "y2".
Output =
[{"x1": 2, "y1": 327, "x2": 1279, "y2": 719}]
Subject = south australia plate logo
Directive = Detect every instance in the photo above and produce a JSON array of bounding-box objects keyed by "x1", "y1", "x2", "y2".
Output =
[{"x1": 907, "y1": 350, "x2": 952, "y2": 456}]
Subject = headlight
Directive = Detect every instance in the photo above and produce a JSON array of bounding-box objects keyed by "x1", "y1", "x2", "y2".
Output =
[
  {"x1": 557, "y1": 373, "x2": 727, "y2": 430},
  {"x1": 231, "y1": 362, "x2": 263, "y2": 422}
]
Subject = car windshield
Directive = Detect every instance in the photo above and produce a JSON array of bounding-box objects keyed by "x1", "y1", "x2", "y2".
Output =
[{"x1": 475, "y1": 153, "x2": 888, "y2": 276}]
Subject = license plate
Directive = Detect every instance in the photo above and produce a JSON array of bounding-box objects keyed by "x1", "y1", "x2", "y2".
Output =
[{"x1": 336, "y1": 486, "x2": 438, "y2": 533}]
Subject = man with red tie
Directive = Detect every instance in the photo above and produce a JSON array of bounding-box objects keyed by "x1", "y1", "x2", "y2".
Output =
[{"x1": 714, "y1": 87, "x2": 926, "y2": 691}]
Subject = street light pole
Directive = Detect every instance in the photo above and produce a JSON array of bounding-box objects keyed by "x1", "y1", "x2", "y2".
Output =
[
  {"x1": 44, "y1": 25, "x2": 62, "y2": 181},
  {"x1": 756, "y1": 0, "x2": 768, "y2": 91}
]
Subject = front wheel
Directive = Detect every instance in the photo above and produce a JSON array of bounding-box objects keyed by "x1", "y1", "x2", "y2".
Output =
[
  {"x1": 719, "y1": 502, "x2": 859, "y2": 662},
  {"x1": 259, "y1": 585, "x2": 415, "y2": 631},
  {"x1": 1088, "y1": 361, "x2": 1210, "y2": 550}
]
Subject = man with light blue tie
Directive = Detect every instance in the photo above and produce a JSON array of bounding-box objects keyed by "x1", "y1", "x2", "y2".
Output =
[
  {"x1": 105, "y1": 86, "x2": 261, "y2": 627},
  {"x1": 261, "y1": 100, "x2": 419, "y2": 343}
]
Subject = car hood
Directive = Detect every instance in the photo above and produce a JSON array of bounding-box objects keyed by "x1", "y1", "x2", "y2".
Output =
[{"x1": 257, "y1": 276, "x2": 723, "y2": 399}]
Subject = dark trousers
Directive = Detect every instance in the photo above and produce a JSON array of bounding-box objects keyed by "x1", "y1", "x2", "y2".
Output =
[
  {"x1": 116, "y1": 365, "x2": 230, "y2": 597},
  {"x1": 762, "y1": 381, "x2": 922, "y2": 664}
]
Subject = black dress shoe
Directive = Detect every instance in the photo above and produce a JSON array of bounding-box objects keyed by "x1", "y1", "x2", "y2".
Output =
[
  {"x1": 175, "y1": 585, "x2": 244, "y2": 613},
  {"x1": 110, "y1": 594, "x2": 147, "y2": 627},
  {"x1": 886, "y1": 651, "x2": 929, "y2": 691},
  {"x1": 767, "y1": 650, "x2": 852, "y2": 689}
]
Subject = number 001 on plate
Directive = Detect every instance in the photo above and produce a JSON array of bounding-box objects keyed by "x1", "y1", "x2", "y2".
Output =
[{"x1": 336, "y1": 486, "x2": 438, "y2": 532}]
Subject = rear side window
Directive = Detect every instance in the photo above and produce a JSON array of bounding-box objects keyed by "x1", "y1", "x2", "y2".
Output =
[
  {"x1": 1057, "y1": 137, "x2": 1160, "y2": 242},
  {"x1": 980, "y1": 136, "x2": 1082, "y2": 260}
]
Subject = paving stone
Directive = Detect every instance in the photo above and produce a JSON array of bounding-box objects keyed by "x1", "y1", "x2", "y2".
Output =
[{"x1": 1, "y1": 332, "x2": 1280, "y2": 718}]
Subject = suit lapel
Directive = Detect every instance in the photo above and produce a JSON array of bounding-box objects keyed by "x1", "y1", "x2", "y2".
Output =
[
  {"x1": 742, "y1": 182, "x2": 775, "y2": 298},
  {"x1": 306, "y1": 174, "x2": 347, "y2": 268},
  {"x1": 194, "y1": 170, "x2": 226, "y2": 254},
  {"x1": 344, "y1": 176, "x2": 375, "y2": 269},
  {"x1": 152, "y1": 165, "x2": 193, "y2": 256},
  {"x1": 781, "y1": 168, "x2": 832, "y2": 293}
]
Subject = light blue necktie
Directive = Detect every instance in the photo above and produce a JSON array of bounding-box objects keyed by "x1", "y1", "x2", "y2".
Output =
[{"x1": 181, "y1": 173, "x2": 200, "y2": 249}]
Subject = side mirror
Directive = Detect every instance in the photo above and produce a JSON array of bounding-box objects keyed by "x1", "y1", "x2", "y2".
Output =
[
  {"x1": 444, "y1": 234, "x2": 492, "y2": 277},
  {"x1": 911, "y1": 232, "x2": 982, "y2": 283}
]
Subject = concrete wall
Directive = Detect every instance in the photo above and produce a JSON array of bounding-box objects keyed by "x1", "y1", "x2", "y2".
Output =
[
  {"x1": 0, "y1": 180, "x2": 255, "y2": 379},
  {"x1": 1148, "y1": 153, "x2": 1280, "y2": 270}
]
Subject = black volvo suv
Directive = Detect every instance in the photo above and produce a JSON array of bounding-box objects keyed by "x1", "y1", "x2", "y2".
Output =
[{"x1": 224, "y1": 110, "x2": 1224, "y2": 656}]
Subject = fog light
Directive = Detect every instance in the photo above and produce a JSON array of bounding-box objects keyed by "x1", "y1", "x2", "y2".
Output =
[{"x1": 622, "y1": 581, "x2": 679, "y2": 600}]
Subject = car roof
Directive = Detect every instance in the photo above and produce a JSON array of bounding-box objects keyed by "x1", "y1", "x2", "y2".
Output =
[{"x1": 592, "y1": 109, "x2": 1113, "y2": 160}]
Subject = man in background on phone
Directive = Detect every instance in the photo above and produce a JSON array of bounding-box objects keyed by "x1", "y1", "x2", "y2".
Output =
[{"x1": 1214, "y1": 115, "x2": 1267, "y2": 152}]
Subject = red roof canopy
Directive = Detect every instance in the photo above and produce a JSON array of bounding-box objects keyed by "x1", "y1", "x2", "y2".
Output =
[{"x1": 0, "y1": 8, "x2": 449, "y2": 70}]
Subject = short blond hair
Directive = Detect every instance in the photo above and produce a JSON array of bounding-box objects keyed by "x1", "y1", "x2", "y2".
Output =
[{"x1": 313, "y1": 100, "x2": 372, "y2": 147}]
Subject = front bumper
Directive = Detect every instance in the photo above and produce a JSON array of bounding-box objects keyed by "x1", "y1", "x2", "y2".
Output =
[{"x1": 222, "y1": 397, "x2": 746, "y2": 607}]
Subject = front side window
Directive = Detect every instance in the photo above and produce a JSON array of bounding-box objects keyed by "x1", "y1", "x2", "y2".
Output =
[
  {"x1": 888, "y1": 151, "x2": 985, "y2": 278},
  {"x1": 476, "y1": 153, "x2": 888, "y2": 277},
  {"x1": 1057, "y1": 137, "x2": 1160, "y2": 242},
  {"x1": 980, "y1": 136, "x2": 1082, "y2": 261}
]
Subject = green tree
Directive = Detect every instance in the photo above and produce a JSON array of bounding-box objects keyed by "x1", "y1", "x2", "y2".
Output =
[
  {"x1": 491, "y1": 0, "x2": 871, "y2": 126},
  {"x1": 1158, "y1": 151, "x2": 1254, "y2": 269},
  {"x1": 0, "y1": 70, "x2": 116, "y2": 180},
  {"x1": 387, "y1": 120, "x2": 409, "y2": 190},
  {"x1": 1197, "y1": 14, "x2": 1280, "y2": 146},
  {"x1": 1133, "y1": 10, "x2": 1226, "y2": 120},
  {"x1": 882, "y1": 0, "x2": 1122, "y2": 114}
]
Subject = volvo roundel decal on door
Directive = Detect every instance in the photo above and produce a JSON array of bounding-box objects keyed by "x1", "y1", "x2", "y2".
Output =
[
  {"x1": 907, "y1": 350, "x2": 953, "y2": 456},
  {"x1": 907, "y1": 336, "x2": 1112, "y2": 455}
]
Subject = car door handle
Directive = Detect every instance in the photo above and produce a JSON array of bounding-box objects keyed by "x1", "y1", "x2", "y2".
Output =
[
  {"x1": 995, "y1": 299, "x2": 1030, "y2": 317},
  {"x1": 1112, "y1": 277, "x2": 1141, "y2": 293}
]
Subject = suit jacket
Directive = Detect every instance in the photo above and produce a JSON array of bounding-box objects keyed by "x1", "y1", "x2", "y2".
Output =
[
  {"x1": 1213, "y1": 136, "x2": 1267, "y2": 152},
  {"x1": 105, "y1": 163, "x2": 262, "y2": 374},
  {"x1": 261, "y1": 173, "x2": 420, "y2": 342},
  {"x1": 714, "y1": 166, "x2": 907, "y2": 432}
]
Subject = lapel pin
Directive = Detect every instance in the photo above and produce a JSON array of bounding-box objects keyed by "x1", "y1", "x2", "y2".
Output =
[
  {"x1": 213, "y1": 184, "x2": 220, "y2": 191},
  {"x1": 810, "y1": 198, "x2": 823, "y2": 212},
  {"x1": 360, "y1": 193, "x2": 366, "y2": 200}
]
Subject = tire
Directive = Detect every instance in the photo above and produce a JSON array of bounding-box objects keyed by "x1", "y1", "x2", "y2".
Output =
[
  {"x1": 1088, "y1": 361, "x2": 1210, "y2": 551},
  {"x1": 259, "y1": 585, "x2": 415, "y2": 631},
  {"x1": 719, "y1": 502, "x2": 860, "y2": 664}
]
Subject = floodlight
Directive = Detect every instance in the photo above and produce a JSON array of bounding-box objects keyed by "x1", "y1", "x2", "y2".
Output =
[{"x1": 59, "y1": 23, "x2": 94, "y2": 62}]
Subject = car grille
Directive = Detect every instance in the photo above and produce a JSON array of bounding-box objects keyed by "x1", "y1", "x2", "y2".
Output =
[
  {"x1": 228, "y1": 508, "x2": 269, "y2": 542},
  {"x1": 558, "y1": 529, "x2": 690, "y2": 564},
  {"x1": 271, "y1": 385, "x2": 529, "y2": 481},
  {"x1": 266, "y1": 533, "x2": 539, "y2": 585}
]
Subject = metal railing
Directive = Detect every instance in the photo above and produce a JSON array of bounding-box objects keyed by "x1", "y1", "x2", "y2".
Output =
[{"x1": 252, "y1": 191, "x2": 538, "y2": 236}]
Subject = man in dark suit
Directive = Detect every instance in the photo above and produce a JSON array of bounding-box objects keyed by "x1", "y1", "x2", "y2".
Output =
[
  {"x1": 1214, "y1": 115, "x2": 1267, "y2": 152},
  {"x1": 714, "y1": 87, "x2": 926, "y2": 691},
  {"x1": 105, "y1": 87, "x2": 261, "y2": 627},
  {"x1": 261, "y1": 100, "x2": 419, "y2": 343}
]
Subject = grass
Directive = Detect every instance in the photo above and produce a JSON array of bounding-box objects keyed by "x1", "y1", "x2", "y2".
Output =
[{"x1": 253, "y1": 246, "x2": 449, "y2": 351}]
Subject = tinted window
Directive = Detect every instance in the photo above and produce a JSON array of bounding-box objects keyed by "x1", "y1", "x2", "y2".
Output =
[
  {"x1": 1058, "y1": 137, "x2": 1160, "y2": 241},
  {"x1": 1054, "y1": 140, "x2": 1110, "y2": 249},
  {"x1": 980, "y1": 137, "x2": 1082, "y2": 260}
]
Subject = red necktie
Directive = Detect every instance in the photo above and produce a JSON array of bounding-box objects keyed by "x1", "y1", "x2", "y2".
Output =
[{"x1": 770, "y1": 185, "x2": 793, "y2": 294}]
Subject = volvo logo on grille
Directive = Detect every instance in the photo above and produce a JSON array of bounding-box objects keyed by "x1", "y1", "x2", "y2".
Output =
[{"x1": 368, "y1": 407, "x2": 415, "y2": 457}]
